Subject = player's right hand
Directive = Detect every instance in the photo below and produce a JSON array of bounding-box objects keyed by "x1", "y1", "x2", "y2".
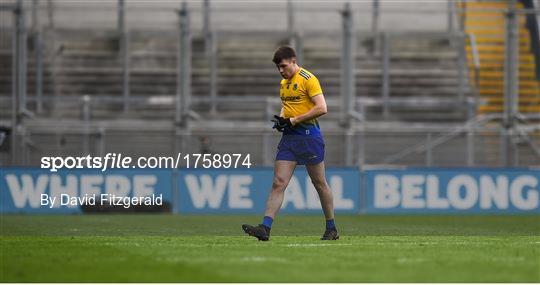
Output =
[{"x1": 271, "y1": 115, "x2": 292, "y2": 132}]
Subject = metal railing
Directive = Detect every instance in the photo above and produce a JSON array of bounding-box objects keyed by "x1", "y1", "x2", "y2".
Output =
[{"x1": 4, "y1": 121, "x2": 538, "y2": 168}]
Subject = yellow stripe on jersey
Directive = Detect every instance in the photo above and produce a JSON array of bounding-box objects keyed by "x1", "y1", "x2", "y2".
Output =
[{"x1": 279, "y1": 68, "x2": 323, "y2": 125}]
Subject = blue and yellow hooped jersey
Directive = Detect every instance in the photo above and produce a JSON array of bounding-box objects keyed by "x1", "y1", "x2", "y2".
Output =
[{"x1": 279, "y1": 68, "x2": 323, "y2": 136}]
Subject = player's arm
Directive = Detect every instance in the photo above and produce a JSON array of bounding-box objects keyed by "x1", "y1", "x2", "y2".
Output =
[{"x1": 290, "y1": 94, "x2": 327, "y2": 125}]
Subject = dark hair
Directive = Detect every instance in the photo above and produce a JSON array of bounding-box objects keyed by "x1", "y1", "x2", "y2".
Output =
[{"x1": 272, "y1": 46, "x2": 296, "y2": 64}]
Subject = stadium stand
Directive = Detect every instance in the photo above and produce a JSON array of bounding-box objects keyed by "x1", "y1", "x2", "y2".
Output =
[
  {"x1": 462, "y1": 0, "x2": 540, "y2": 114},
  {"x1": 18, "y1": 30, "x2": 468, "y2": 122},
  {"x1": 0, "y1": 0, "x2": 538, "y2": 167}
]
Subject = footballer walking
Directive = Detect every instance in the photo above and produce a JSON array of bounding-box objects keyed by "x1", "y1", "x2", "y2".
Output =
[{"x1": 242, "y1": 46, "x2": 339, "y2": 241}]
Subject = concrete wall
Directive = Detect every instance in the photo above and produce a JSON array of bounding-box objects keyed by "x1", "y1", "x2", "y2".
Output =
[{"x1": 4, "y1": 0, "x2": 453, "y2": 32}]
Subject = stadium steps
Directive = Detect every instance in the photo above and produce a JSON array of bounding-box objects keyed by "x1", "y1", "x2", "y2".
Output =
[
  {"x1": 461, "y1": 0, "x2": 540, "y2": 114},
  {"x1": 0, "y1": 50, "x2": 56, "y2": 118},
  {"x1": 302, "y1": 35, "x2": 470, "y2": 122},
  {"x1": 0, "y1": 28, "x2": 471, "y2": 123}
]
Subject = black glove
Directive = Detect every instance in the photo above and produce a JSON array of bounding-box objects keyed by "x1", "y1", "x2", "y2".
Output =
[{"x1": 271, "y1": 115, "x2": 293, "y2": 132}]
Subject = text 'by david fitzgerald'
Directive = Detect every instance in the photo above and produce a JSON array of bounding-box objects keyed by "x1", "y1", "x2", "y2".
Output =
[{"x1": 40, "y1": 193, "x2": 163, "y2": 209}]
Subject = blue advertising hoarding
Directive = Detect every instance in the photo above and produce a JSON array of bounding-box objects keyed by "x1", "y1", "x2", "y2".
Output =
[
  {"x1": 1, "y1": 168, "x2": 173, "y2": 213},
  {"x1": 177, "y1": 168, "x2": 360, "y2": 214},
  {"x1": 2, "y1": 167, "x2": 539, "y2": 214},
  {"x1": 364, "y1": 168, "x2": 540, "y2": 214}
]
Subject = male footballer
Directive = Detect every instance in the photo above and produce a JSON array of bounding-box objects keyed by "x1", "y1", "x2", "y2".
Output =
[{"x1": 242, "y1": 46, "x2": 339, "y2": 241}]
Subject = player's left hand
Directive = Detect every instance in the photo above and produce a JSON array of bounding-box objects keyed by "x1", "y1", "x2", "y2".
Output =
[{"x1": 271, "y1": 115, "x2": 292, "y2": 132}]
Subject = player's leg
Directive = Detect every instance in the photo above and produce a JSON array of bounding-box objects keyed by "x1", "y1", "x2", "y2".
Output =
[
  {"x1": 242, "y1": 160, "x2": 296, "y2": 241},
  {"x1": 306, "y1": 161, "x2": 334, "y2": 220},
  {"x1": 264, "y1": 160, "x2": 297, "y2": 218},
  {"x1": 306, "y1": 161, "x2": 339, "y2": 240}
]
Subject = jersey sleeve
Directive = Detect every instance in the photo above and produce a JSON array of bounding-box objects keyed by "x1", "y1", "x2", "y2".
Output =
[{"x1": 306, "y1": 76, "x2": 323, "y2": 97}]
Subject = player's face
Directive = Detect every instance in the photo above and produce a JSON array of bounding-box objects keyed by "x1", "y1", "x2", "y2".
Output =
[{"x1": 276, "y1": 58, "x2": 297, "y2": 79}]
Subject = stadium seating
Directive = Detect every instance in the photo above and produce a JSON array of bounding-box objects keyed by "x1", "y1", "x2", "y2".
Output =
[
  {"x1": 462, "y1": 0, "x2": 540, "y2": 114},
  {"x1": 0, "y1": 29, "x2": 471, "y2": 122},
  {"x1": 0, "y1": 1, "x2": 538, "y2": 167}
]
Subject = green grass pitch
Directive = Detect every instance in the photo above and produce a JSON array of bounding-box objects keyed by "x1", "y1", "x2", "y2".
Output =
[{"x1": 1, "y1": 214, "x2": 539, "y2": 282}]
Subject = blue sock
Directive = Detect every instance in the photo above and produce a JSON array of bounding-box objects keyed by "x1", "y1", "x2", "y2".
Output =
[
  {"x1": 262, "y1": 216, "x2": 273, "y2": 229},
  {"x1": 326, "y1": 219, "x2": 336, "y2": 230}
]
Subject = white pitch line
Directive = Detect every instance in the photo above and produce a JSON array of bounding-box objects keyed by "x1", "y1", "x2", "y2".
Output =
[
  {"x1": 155, "y1": 256, "x2": 288, "y2": 264},
  {"x1": 286, "y1": 243, "x2": 353, "y2": 247},
  {"x1": 489, "y1": 257, "x2": 526, "y2": 262},
  {"x1": 397, "y1": 257, "x2": 427, "y2": 263},
  {"x1": 239, "y1": 256, "x2": 288, "y2": 263}
]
